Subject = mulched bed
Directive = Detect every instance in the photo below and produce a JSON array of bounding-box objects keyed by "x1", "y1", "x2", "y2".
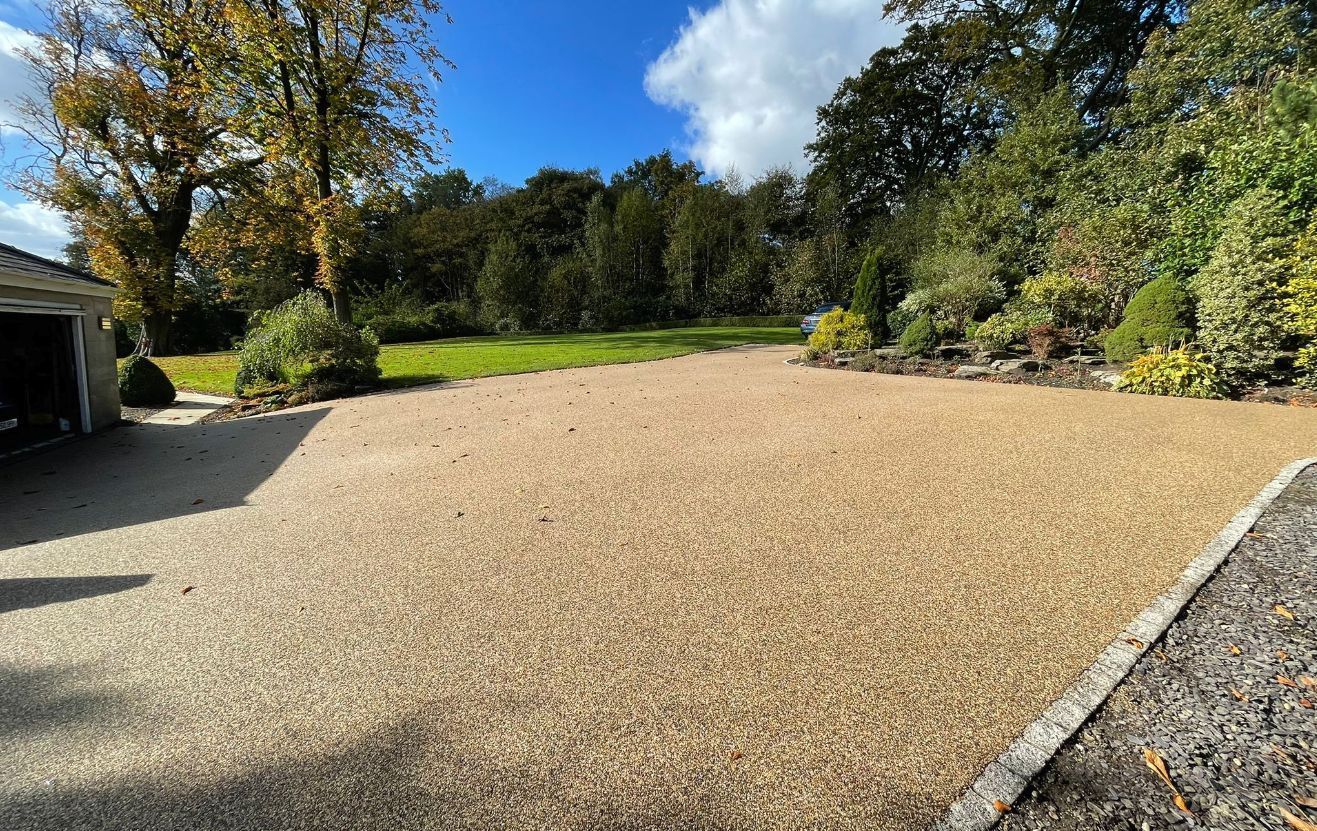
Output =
[
  {"x1": 797, "y1": 347, "x2": 1317, "y2": 407},
  {"x1": 1001, "y1": 466, "x2": 1317, "y2": 831}
]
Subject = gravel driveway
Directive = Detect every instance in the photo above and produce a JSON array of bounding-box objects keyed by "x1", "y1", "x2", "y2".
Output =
[{"x1": 2, "y1": 344, "x2": 1316, "y2": 830}]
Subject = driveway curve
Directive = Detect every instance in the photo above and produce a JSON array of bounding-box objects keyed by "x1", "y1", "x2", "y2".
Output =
[{"x1": 3, "y1": 344, "x2": 1316, "y2": 830}]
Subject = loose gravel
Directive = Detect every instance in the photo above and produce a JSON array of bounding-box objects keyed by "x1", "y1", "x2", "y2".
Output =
[
  {"x1": 3, "y1": 345, "x2": 1317, "y2": 830},
  {"x1": 1002, "y1": 466, "x2": 1317, "y2": 831}
]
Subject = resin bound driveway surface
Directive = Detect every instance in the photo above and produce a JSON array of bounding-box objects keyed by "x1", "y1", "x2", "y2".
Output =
[{"x1": 3, "y1": 345, "x2": 1316, "y2": 831}]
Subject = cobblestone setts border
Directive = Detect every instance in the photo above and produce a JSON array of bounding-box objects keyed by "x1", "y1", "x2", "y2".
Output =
[{"x1": 931, "y1": 456, "x2": 1317, "y2": 831}]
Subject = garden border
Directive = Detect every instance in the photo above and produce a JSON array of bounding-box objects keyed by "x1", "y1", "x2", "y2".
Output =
[{"x1": 930, "y1": 456, "x2": 1317, "y2": 831}]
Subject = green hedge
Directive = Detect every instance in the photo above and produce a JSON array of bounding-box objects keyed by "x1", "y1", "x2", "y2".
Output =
[
  {"x1": 118, "y1": 355, "x2": 176, "y2": 407},
  {"x1": 618, "y1": 315, "x2": 800, "y2": 331}
]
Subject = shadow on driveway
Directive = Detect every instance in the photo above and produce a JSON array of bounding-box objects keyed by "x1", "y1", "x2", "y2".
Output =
[
  {"x1": 0, "y1": 407, "x2": 329, "y2": 550},
  {"x1": 0, "y1": 575, "x2": 152, "y2": 614}
]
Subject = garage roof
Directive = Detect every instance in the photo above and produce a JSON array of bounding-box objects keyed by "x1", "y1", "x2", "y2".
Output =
[{"x1": 0, "y1": 241, "x2": 115, "y2": 290}]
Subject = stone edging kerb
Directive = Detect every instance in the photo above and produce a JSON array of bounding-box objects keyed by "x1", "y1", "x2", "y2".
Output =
[{"x1": 931, "y1": 456, "x2": 1317, "y2": 831}]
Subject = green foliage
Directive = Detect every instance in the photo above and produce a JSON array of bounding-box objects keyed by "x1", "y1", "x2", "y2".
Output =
[
  {"x1": 899, "y1": 313, "x2": 939, "y2": 356},
  {"x1": 117, "y1": 355, "x2": 176, "y2": 407},
  {"x1": 1189, "y1": 189, "x2": 1291, "y2": 384},
  {"x1": 902, "y1": 246, "x2": 1005, "y2": 332},
  {"x1": 806, "y1": 308, "x2": 871, "y2": 354},
  {"x1": 353, "y1": 285, "x2": 482, "y2": 343},
  {"x1": 975, "y1": 304, "x2": 1052, "y2": 349},
  {"x1": 1284, "y1": 222, "x2": 1317, "y2": 387},
  {"x1": 850, "y1": 249, "x2": 892, "y2": 341},
  {"x1": 1104, "y1": 275, "x2": 1195, "y2": 362},
  {"x1": 1113, "y1": 348, "x2": 1228, "y2": 399},
  {"x1": 1018, "y1": 272, "x2": 1105, "y2": 330},
  {"x1": 235, "y1": 290, "x2": 381, "y2": 396}
]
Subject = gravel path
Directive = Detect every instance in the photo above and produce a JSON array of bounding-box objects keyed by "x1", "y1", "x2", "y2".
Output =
[
  {"x1": 1002, "y1": 466, "x2": 1317, "y2": 831},
  {"x1": 3, "y1": 345, "x2": 1317, "y2": 830}
]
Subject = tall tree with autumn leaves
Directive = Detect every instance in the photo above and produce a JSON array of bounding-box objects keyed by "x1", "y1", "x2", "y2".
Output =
[
  {"x1": 12, "y1": 0, "x2": 255, "y2": 354},
  {"x1": 220, "y1": 0, "x2": 453, "y2": 322}
]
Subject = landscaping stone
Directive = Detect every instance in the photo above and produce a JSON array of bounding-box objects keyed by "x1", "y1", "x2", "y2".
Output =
[
  {"x1": 954, "y1": 365, "x2": 1002, "y2": 379},
  {"x1": 936, "y1": 345, "x2": 972, "y2": 360},
  {"x1": 1089, "y1": 370, "x2": 1123, "y2": 386},
  {"x1": 992, "y1": 359, "x2": 1046, "y2": 373},
  {"x1": 1063, "y1": 355, "x2": 1107, "y2": 366},
  {"x1": 975, "y1": 350, "x2": 1016, "y2": 364}
]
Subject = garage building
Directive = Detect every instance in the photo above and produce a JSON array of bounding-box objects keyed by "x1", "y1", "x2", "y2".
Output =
[{"x1": 0, "y1": 242, "x2": 120, "y2": 454}]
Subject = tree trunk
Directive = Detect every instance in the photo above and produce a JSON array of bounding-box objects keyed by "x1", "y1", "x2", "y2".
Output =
[
  {"x1": 138, "y1": 312, "x2": 172, "y2": 357},
  {"x1": 331, "y1": 287, "x2": 352, "y2": 323}
]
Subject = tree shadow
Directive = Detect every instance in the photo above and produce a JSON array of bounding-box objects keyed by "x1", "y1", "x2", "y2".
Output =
[
  {"x1": 0, "y1": 575, "x2": 152, "y2": 614},
  {"x1": 0, "y1": 407, "x2": 329, "y2": 550},
  {"x1": 0, "y1": 710, "x2": 767, "y2": 831},
  {"x1": 0, "y1": 664, "x2": 124, "y2": 743}
]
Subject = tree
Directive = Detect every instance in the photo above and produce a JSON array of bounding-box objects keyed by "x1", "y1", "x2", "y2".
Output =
[
  {"x1": 807, "y1": 23, "x2": 994, "y2": 225},
  {"x1": 851, "y1": 249, "x2": 892, "y2": 341},
  {"x1": 475, "y1": 233, "x2": 536, "y2": 329},
  {"x1": 13, "y1": 0, "x2": 253, "y2": 354},
  {"x1": 222, "y1": 0, "x2": 453, "y2": 322}
]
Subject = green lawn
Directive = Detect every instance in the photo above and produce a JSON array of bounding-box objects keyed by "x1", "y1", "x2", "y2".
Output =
[{"x1": 142, "y1": 326, "x2": 802, "y2": 396}]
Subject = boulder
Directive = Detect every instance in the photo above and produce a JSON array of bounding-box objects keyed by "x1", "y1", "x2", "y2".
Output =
[
  {"x1": 1090, "y1": 370, "x2": 1123, "y2": 386},
  {"x1": 973, "y1": 350, "x2": 1015, "y2": 364},
  {"x1": 934, "y1": 345, "x2": 971, "y2": 360},
  {"x1": 991, "y1": 359, "x2": 1046, "y2": 373},
  {"x1": 872, "y1": 347, "x2": 903, "y2": 358},
  {"x1": 953, "y1": 365, "x2": 1001, "y2": 380},
  {"x1": 1063, "y1": 354, "x2": 1107, "y2": 366}
]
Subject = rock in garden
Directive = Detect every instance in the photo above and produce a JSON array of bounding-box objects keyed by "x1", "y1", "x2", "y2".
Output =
[
  {"x1": 1090, "y1": 370, "x2": 1123, "y2": 385},
  {"x1": 974, "y1": 350, "x2": 1016, "y2": 364},
  {"x1": 1064, "y1": 355, "x2": 1107, "y2": 365},
  {"x1": 991, "y1": 359, "x2": 1046, "y2": 372},
  {"x1": 935, "y1": 345, "x2": 971, "y2": 360},
  {"x1": 953, "y1": 365, "x2": 1001, "y2": 379}
]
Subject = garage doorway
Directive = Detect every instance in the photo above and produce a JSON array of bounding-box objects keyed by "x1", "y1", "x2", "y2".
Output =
[{"x1": 0, "y1": 311, "x2": 85, "y2": 454}]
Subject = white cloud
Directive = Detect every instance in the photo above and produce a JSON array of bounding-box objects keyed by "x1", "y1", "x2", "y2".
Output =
[
  {"x1": 0, "y1": 197, "x2": 70, "y2": 260},
  {"x1": 0, "y1": 19, "x2": 40, "y2": 132},
  {"x1": 645, "y1": 0, "x2": 904, "y2": 178}
]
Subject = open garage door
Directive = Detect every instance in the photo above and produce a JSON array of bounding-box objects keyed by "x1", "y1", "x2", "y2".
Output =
[{"x1": 0, "y1": 311, "x2": 84, "y2": 454}]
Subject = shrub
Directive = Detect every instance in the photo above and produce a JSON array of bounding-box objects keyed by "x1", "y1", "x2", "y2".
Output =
[
  {"x1": 849, "y1": 352, "x2": 879, "y2": 372},
  {"x1": 899, "y1": 313, "x2": 938, "y2": 356},
  {"x1": 975, "y1": 304, "x2": 1051, "y2": 349},
  {"x1": 850, "y1": 249, "x2": 891, "y2": 341},
  {"x1": 236, "y1": 290, "x2": 381, "y2": 397},
  {"x1": 1019, "y1": 272, "x2": 1105, "y2": 330},
  {"x1": 117, "y1": 355, "x2": 176, "y2": 407},
  {"x1": 905, "y1": 246, "x2": 1005, "y2": 332},
  {"x1": 806, "y1": 308, "x2": 871, "y2": 354},
  {"x1": 1026, "y1": 323, "x2": 1067, "y2": 358},
  {"x1": 1113, "y1": 347, "x2": 1227, "y2": 399},
  {"x1": 1284, "y1": 221, "x2": 1317, "y2": 387},
  {"x1": 355, "y1": 287, "x2": 483, "y2": 343},
  {"x1": 1189, "y1": 189, "x2": 1290, "y2": 384},
  {"x1": 887, "y1": 306, "x2": 916, "y2": 339},
  {"x1": 1105, "y1": 274, "x2": 1194, "y2": 363}
]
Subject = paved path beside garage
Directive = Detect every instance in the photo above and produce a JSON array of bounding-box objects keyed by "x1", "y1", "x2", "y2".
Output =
[
  {"x1": 2, "y1": 344, "x2": 1316, "y2": 831},
  {"x1": 139, "y1": 392, "x2": 233, "y2": 426}
]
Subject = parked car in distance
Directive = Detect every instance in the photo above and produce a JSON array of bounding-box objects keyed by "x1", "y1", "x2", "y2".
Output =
[{"x1": 800, "y1": 302, "x2": 848, "y2": 337}]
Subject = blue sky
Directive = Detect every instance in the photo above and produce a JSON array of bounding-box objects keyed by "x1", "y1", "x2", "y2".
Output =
[{"x1": 0, "y1": 0, "x2": 903, "y2": 258}]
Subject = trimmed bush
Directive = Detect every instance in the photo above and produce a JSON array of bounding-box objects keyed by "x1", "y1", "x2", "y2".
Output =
[
  {"x1": 1104, "y1": 274, "x2": 1194, "y2": 363},
  {"x1": 975, "y1": 305, "x2": 1051, "y2": 349},
  {"x1": 118, "y1": 355, "x2": 176, "y2": 407},
  {"x1": 236, "y1": 291, "x2": 381, "y2": 397},
  {"x1": 1026, "y1": 323, "x2": 1066, "y2": 359},
  {"x1": 1113, "y1": 347, "x2": 1227, "y2": 399},
  {"x1": 899, "y1": 313, "x2": 938, "y2": 356},
  {"x1": 806, "y1": 308, "x2": 871, "y2": 355},
  {"x1": 850, "y1": 249, "x2": 891, "y2": 341},
  {"x1": 1284, "y1": 221, "x2": 1317, "y2": 387}
]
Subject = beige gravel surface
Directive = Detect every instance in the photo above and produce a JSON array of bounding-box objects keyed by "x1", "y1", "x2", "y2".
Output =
[{"x1": 2, "y1": 344, "x2": 1316, "y2": 831}]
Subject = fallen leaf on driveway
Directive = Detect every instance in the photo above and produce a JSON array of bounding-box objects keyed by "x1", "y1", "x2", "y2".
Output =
[
  {"x1": 1276, "y1": 604, "x2": 1297, "y2": 620},
  {"x1": 729, "y1": 751, "x2": 743, "y2": 762},
  {"x1": 1230, "y1": 688, "x2": 1249, "y2": 702},
  {"x1": 1300, "y1": 699, "x2": 1314, "y2": 709},
  {"x1": 1174, "y1": 794, "x2": 1192, "y2": 815},
  {"x1": 1279, "y1": 650, "x2": 1292, "y2": 661},
  {"x1": 1245, "y1": 531, "x2": 1270, "y2": 539},
  {"x1": 181, "y1": 586, "x2": 194, "y2": 595},
  {"x1": 1296, "y1": 796, "x2": 1317, "y2": 809},
  {"x1": 1126, "y1": 637, "x2": 1145, "y2": 649},
  {"x1": 993, "y1": 800, "x2": 1011, "y2": 813},
  {"x1": 1278, "y1": 676, "x2": 1300, "y2": 688},
  {"x1": 191, "y1": 498, "x2": 204, "y2": 505},
  {"x1": 1281, "y1": 808, "x2": 1317, "y2": 831},
  {"x1": 1300, "y1": 677, "x2": 1316, "y2": 689},
  {"x1": 1230, "y1": 644, "x2": 1243, "y2": 656}
]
